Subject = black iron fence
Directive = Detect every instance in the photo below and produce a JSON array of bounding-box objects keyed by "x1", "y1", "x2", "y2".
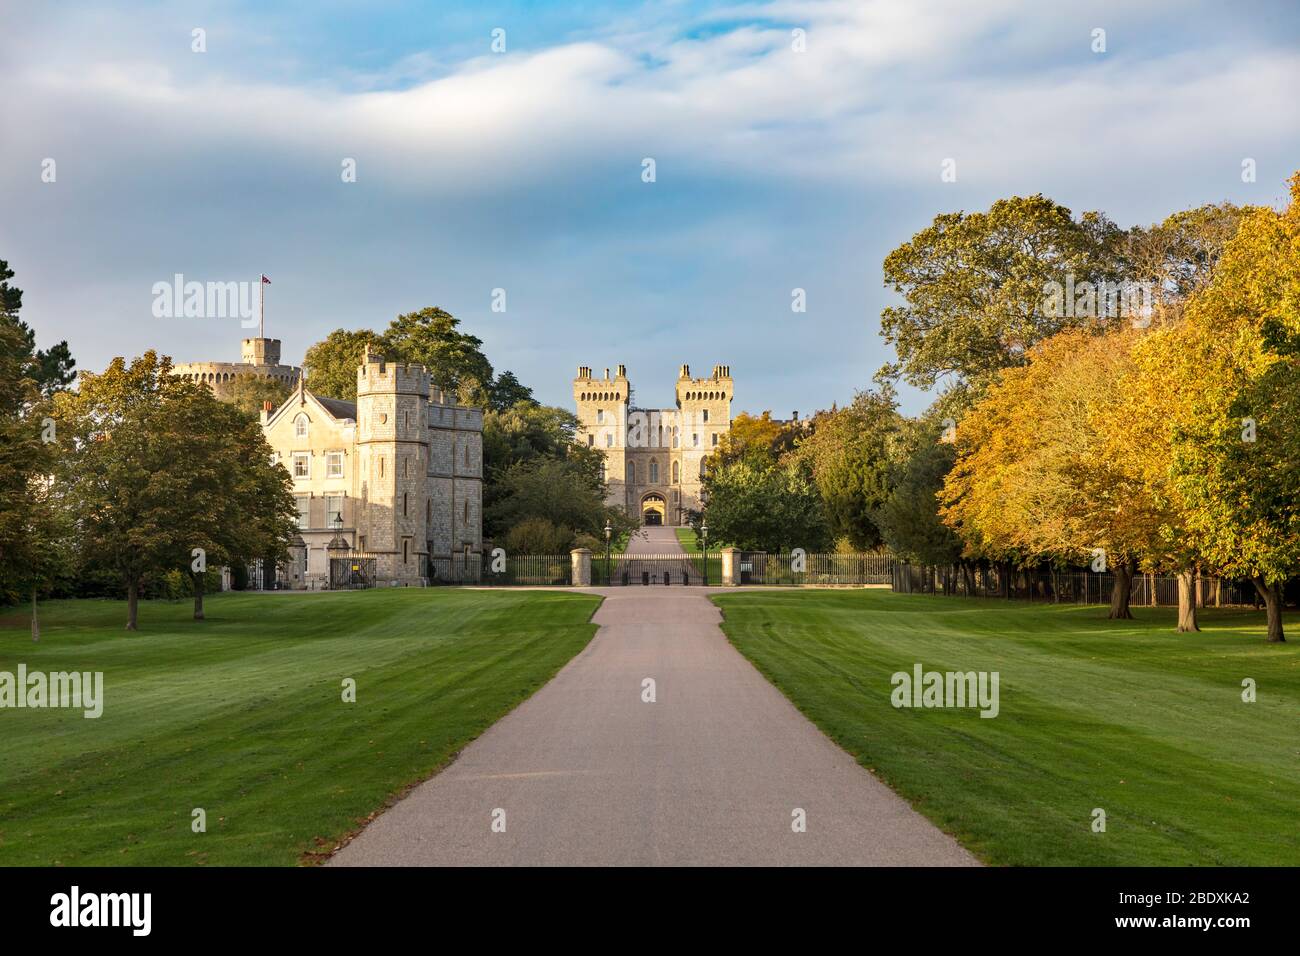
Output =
[
  {"x1": 891, "y1": 562, "x2": 1258, "y2": 607},
  {"x1": 737, "y1": 552, "x2": 893, "y2": 586}
]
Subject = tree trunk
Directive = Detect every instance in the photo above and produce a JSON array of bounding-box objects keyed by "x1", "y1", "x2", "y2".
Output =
[
  {"x1": 1252, "y1": 578, "x2": 1286, "y2": 643},
  {"x1": 1176, "y1": 569, "x2": 1199, "y2": 632},
  {"x1": 962, "y1": 562, "x2": 976, "y2": 596},
  {"x1": 31, "y1": 587, "x2": 40, "y2": 643},
  {"x1": 999, "y1": 562, "x2": 1012, "y2": 599},
  {"x1": 1108, "y1": 562, "x2": 1135, "y2": 620},
  {"x1": 193, "y1": 571, "x2": 205, "y2": 621},
  {"x1": 126, "y1": 579, "x2": 139, "y2": 631}
]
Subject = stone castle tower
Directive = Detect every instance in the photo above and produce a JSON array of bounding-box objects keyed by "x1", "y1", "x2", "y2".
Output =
[
  {"x1": 356, "y1": 352, "x2": 431, "y2": 585},
  {"x1": 172, "y1": 336, "x2": 301, "y2": 399},
  {"x1": 573, "y1": 363, "x2": 732, "y2": 526}
]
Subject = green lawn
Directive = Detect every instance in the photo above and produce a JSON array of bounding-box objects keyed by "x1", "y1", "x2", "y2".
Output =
[
  {"x1": 712, "y1": 588, "x2": 1300, "y2": 866},
  {"x1": 0, "y1": 588, "x2": 600, "y2": 865}
]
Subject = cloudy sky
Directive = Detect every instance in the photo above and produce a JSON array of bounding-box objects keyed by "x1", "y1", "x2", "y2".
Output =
[{"x1": 3, "y1": 0, "x2": 1298, "y2": 415}]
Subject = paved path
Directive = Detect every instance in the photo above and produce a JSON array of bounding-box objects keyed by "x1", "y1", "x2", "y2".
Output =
[{"x1": 329, "y1": 535, "x2": 978, "y2": 866}]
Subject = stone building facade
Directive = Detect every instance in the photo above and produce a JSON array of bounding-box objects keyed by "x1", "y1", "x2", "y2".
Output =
[
  {"x1": 259, "y1": 351, "x2": 483, "y2": 588},
  {"x1": 572, "y1": 363, "x2": 732, "y2": 526},
  {"x1": 173, "y1": 337, "x2": 301, "y2": 400}
]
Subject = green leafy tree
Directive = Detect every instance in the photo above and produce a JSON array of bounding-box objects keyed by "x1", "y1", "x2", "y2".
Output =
[
  {"x1": 53, "y1": 352, "x2": 296, "y2": 630},
  {"x1": 224, "y1": 374, "x2": 292, "y2": 418},
  {"x1": 702, "y1": 459, "x2": 831, "y2": 552},
  {"x1": 878, "y1": 195, "x2": 1125, "y2": 394},
  {"x1": 876, "y1": 416, "x2": 963, "y2": 569},
  {"x1": 0, "y1": 315, "x2": 72, "y2": 636},
  {"x1": 0, "y1": 260, "x2": 75, "y2": 397},
  {"x1": 790, "y1": 391, "x2": 900, "y2": 550},
  {"x1": 484, "y1": 455, "x2": 615, "y2": 545},
  {"x1": 489, "y1": 370, "x2": 536, "y2": 410},
  {"x1": 153, "y1": 382, "x2": 297, "y2": 619},
  {"x1": 302, "y1": 328, "x2": 385, "y2": 401},
  {"x1": 381, "y1": 307, "x2": 495, "y2": 405}
]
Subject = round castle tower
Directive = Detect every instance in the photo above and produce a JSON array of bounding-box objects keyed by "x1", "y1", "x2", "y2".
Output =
[{"x1": 172, "y1": 337, "x2": 301, "y2": 400}]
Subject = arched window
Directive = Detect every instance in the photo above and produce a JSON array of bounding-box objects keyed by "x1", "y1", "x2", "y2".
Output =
[
  {"x1": 294, "y1": 413, "x2": 309, "y2": 439},
  {"x1": 627, "y1": 461, "x2": 635, "y2": 483},
  {"x1": 649, "y1": 460, "x2": 659, "y2": 483},
  {"x1": 672, "y1": 461, "x2": 679, "y2": 483}
]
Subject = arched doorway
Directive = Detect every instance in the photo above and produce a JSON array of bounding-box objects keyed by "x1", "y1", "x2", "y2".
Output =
[{"x1": 641, "y1": 493, "x2": 666, "y2": 526}]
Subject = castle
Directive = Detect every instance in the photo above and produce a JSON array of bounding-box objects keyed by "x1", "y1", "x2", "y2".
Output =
[
  {"x1": 172, "y1": 337, "x2": 301, "y2": 399},
  {"x1": 573, "y1": 363, "x2": 732, "y2": 526},
  {"x1": 259, "y1": 348, "x2": 484, "y2": 588}
]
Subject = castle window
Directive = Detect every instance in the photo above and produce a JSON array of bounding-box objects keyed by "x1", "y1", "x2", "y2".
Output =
[
  {"x1": 427, "y1": 499, "x2": 432, "y2": 522},
  {"x1": 326, "y1": 451, "x2": 344, "y2": 479},
  {"x1": 712, "y1": 433, "x2": 719, "y2": 447},
  {"x1": 403, "y1": 539, "x2": 409, "y2": 564},
  {"x1": 672, "y1": 461, "x2": 679, "y2": 483},
  {"x1": 597, "y1": 409, "x2": 604, "y2": 424},
  {"x1": 379, "y1": 457, "x2": 385, "y2": 478},
  {"x1": 605, "y1": 433, "x2": 613, "y2": 448},
  {"x1": 464, "y1": 443, "x2": 470, "y2": 468},
  {"x1": 649, "y1": 460, "x2": 659, "y2": 483},
  {"x1": 627, "y1": 462, "x2": 635, "y2": 483},
  {"x1": 700, "y1": 461, "x2": 707, "y2": 479},
  {"x1": 463, "y1": 500, "x2": 469, "y2": 523},
  {"x1": 292, "y1": 452, "x2": 310, "y2": 479},
  {"x1": 587, "y1": 434, "x2": 594, "y2": 447},
  {"x1": 294, "y1": 413, "x2": 309, "y2": 439},
  {"x1": 673, "y1": 427, "x2": 679, "y2": 448},
  {"x1": 693, "y1": 433, "x2": 699, "y2": 447},
  {"x1": 702, "y1": 409, "x2": 709, "y2": 423},
  {"x1": 403, "y1": 493, "x2": 408, "y2": 517}
]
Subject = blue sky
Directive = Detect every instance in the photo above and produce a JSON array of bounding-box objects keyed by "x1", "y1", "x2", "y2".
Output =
[{"x1": 3, "y1": 0, "x2": 1298, "y2": 415}]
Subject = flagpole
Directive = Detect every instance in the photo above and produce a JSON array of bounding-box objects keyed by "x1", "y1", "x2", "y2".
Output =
[{"x1": 260, "y1": 275, "x2": 265, "y2": 339}]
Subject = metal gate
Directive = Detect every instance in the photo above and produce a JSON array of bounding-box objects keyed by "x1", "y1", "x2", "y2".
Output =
[
  {"x1": 594, "y1": 553, "x2": 714, "y2": 586},
  {"x1": 330, "y1": 553, "x2": 377, "y2": 589}
]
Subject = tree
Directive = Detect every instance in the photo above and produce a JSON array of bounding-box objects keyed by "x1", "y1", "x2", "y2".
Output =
[
  {"x1": 0, "y1": 259, "x2": 75, "y2": 397},
  {"x1": 502, "y1": 517, "x2": 573, "y2": 554},
  {"x1": 224, "y1": 373, "x2": 292, "y2": 418},
  {"x1": 484, "y1": 455, "x2": 613, "y2": 545},
  {"x1": 0, "y1": 316, "x2": 71, "y2": 637},
  {"x1": 939, "y1": 327, "x2": 1149, "y2": 619},
  {"x1": 483, "y1": 403, "x2": 582, "y2": 473},
  {"x1": 708, "y1": 411, "x2": 801, "y2": 468},
  {"x1": 701, "y1": 459, "x2": 831, "y2": 553},
  {"x1": 152, "y1": 382, "x2": 297, "y2": 619},
  {"x1": 53, "y1": 352, "x2": 296, "y2": 630},
  {"x1": 790, "y1": 391, "x2": 900, "y2": 550},
  {"x1": 878, "y1": 195, "x2": 1125, "y2": 395},
  {"x1": 1149, "y1": 174, "x2": 1300, "y2": 642},
  {"x1": 381, "y1": 307, "x2": 495, "y2": 405},
  {"x1": 489, "y1": 371, "x2": 536, "y2": 410},
  {"x1": 876, "y1": 416, "x2": 964, "y2": 570},
  {"x1": 302, "y1": 328, "x2": 385, "y2": 401}
]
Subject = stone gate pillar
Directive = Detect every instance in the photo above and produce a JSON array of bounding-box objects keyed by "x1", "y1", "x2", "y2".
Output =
[
  {"x1": 571, "y1": 548, "x2": 592, "y2": 587},
  {"x1": 721, "y1": 547, "x2": 740, "y2": 586}
]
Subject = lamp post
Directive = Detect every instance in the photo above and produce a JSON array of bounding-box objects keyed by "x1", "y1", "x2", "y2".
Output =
[
  {"x1": 603, "y1": 520, "x2": 612, "y2": 586},
  {"x1": 700, "y1": 521, "x2": 709, "y2": 585},
  {"x1": 326, "y1": 513, "x2": 348, "y2": 589}
]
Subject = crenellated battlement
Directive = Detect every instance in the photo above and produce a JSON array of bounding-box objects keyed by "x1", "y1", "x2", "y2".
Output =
[{"x1": 357, "y1": 350, "x2": 432, "y2": 397}]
